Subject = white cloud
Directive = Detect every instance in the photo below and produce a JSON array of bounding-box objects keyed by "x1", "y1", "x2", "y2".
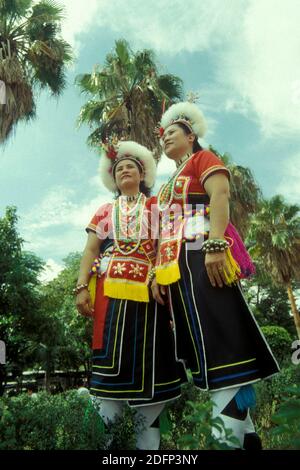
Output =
[
  {"x1": 216, "y1": 0, "x2": 300, "y2": 137},
  {"x1": 153, "y1": 153, "x2": 176, "y2": 192},
  {"x1": 39, "y1": 259, "x2": 64, "y2": 283},
  {"x1": 20, "y1": 185, "x2": 108, "y2": 258},
  {"x1": 61, "y1": 0, "x2": 243, "y2": 53},
  {"x1": 61, "y1": 0, "x2": 300, "y2": 139},
  {"x1": 60, "y1": 0, "x2": 109, "y2": 53},
  {"x1": 89, "y1": 174, "x2": 102, "y2": 189},
  {"x1": 277, "y1": 151, "x2": 300, "y2": 204},
  {"x1": 21, "y1": 186, "x2": 107, "y2": 231},
  {"x1": 101, "y1": 0, "x2": 244, "y2": 54},
  {"x1": 23, "y1": 225, "x2": 84, "y2": 258}
]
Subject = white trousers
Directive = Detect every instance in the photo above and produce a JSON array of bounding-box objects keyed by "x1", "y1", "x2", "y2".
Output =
[
  {"x1": 211, "y1": 386, "x2": 255, "y2": 448},
  {"x1": 92, "y1": 397, "x2": 164, "y2": 450}
]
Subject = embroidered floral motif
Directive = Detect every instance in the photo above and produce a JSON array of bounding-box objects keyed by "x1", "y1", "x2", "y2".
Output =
[
  {"x1": 113, "y1": 262, "x2": 126, "y2": 275},
  {"x1": 165, "y1": 245, "x2": 174, "y2": 260},
  {"x1": 129, "y1": 263, "x2": 144, "y2": 278}
]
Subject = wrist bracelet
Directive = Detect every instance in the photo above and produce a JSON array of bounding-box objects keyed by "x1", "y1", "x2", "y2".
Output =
[
  {"x1": 202, "y1": 238, "x2": 229, "y2": 253},
  {"x1": 148, "y1": 267, "x2": 156, "y2": 282},
  {"x1": 73, "y1": 283, "x2": 89, "y2": 295}
]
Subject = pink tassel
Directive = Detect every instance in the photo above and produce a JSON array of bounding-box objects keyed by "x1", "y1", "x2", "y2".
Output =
[{"x1": 224, "y1": 223, "x2": 256, "y2": 279}]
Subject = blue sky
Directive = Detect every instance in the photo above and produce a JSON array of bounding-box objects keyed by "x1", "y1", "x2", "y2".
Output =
[{"x1": 0, "y1": 0, "x2": 299, "y2": 281}]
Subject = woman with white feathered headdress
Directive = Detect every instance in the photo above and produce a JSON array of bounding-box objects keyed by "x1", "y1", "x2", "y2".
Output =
[
  {"x1": 75, "y1": 137, "x2": 186, "y2": 450},
  {"x1": 151, "y1": 99, "x2": 280, "y2": 450}
]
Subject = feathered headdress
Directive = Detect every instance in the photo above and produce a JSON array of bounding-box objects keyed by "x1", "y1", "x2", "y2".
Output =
[
  {"x1": 99, "y1": 137, "x2": 156, "y2": 192},
  {"x1": 158, "y1": 101, "x2": 207, "y2": 138}
]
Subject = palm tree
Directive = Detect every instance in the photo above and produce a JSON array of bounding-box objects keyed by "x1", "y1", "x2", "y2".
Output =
[
  {"x1": 247, "y1": 195, "x2": 300, "y2": 338},
  {"x1": 0, "y1": 0, "x2": 72, "y2": 144},
  {"x1": 76, "y1": 39, "x2": 183, "y2": 160},
  {"x1": 209, "y1": 146, "x2": 262, "y2": 238}
]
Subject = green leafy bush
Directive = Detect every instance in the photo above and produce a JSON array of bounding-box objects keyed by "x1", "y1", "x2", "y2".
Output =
[
  {"x1": 163, "y1": 366, "x2": 300, "y2": 450},
  {"x1": 261, "y1": 325, "x2": 292, "y2": 365},
  {"x1": 0, "y1": 390, "x2": 147, "y2": 450},
  {"x1": 1, "y1": 366, "x2": 299, "y2": 450},
  {"x1": 253, "y1": 364, "x2": 300, "y2": 449},
  {"x1": 177, "y1": 400, "x2": 239, "y2": 450},
  {"x1": 270, "y1": 384, "x2": 300, "y2": 449},
  {"x1": 161, "y1": 382, "x2": 238, "y2": 450}
]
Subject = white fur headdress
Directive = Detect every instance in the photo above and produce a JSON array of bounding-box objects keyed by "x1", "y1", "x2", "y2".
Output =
[
  {"x1": 99, "y1": 140, "x2": 156, "y2": 192},
  {"x1": 159, "y1": 101, "x2": 207, "y2": 138}
]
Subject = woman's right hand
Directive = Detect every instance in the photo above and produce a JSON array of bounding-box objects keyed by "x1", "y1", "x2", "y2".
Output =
[
  {"x1": 76, "y1": 289, "x2": 94, "y2": 317},
  {"x1": 151, "y1": 278, "x2": 167, "y2": 305}
]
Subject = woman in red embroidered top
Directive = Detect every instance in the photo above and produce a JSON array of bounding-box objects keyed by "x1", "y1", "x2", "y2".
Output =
[
  {"x1": 75, "y1": 140, "x2": 186, "y2": 450},
  {"x1": 151, "y1": 101, "x2": 280, "y2": 449}
]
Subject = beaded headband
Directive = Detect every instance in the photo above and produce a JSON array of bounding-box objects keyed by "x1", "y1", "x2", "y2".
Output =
[{"x1": 112, "y1": 155, "x2": 145, "y2": 177}]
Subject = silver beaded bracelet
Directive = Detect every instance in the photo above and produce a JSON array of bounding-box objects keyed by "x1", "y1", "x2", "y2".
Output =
[
  {"x1": 148, "y1": 267, "x2": 156, "y2": 283},
  {"x1": 72, "y1": 283, "x2": 89, "y2": 295},
  {"x1": 202, "y1": 238, "x2": 229, "y2": 253}
]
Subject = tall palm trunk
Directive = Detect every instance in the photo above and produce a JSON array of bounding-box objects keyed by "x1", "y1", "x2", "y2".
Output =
[{"x1": 287, "y1": 282, "x2": 300, "y2": 339}]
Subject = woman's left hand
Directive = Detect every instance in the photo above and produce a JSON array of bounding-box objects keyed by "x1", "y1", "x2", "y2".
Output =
[
  {"x1": 205, "y1": 251, "x2": 229, "y2": 288},
  {"x1": 151, "y1": 277, "x2": 166, "y2": 305}
]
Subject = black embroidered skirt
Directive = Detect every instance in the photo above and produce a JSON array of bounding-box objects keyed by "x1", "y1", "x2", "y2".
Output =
[
  {"x1": 90, "y1": 297, "x2": 187, "y2": 406},
  {"x1": 167, "y1": 243, "x2": 280, "y2": 391}
]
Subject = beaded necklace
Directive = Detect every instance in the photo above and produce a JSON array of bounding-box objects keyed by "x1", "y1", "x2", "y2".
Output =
[
  {"x1": 157, "y1": 153, "x2": 193, "y2": 211},
  {"x1": 126, "y1": 192, "x2": 141, "y2": 202},
  {"x1": 119, "y1": 192, "x2": 142, "y2": 215},
  {"x1": 113, "y1": 193, "x2": 146, "y2": 255},
  {"x1": 176, "y1": 152, "x2": 192, "y2": 168}
]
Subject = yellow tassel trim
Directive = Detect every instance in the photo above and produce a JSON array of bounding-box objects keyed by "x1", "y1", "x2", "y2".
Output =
[
  {"x1": 156, "y1": 261, "x2": 181, "y2": 286},
  {"x1": 88, "y1": 274, "x2": 97, "y2": 307},
  {"x1": 104, "y1": 279, "x2": 149, "y2": 303},
  {"x1": 223, "y1": 248, "x2": 241, "y2": 285}
]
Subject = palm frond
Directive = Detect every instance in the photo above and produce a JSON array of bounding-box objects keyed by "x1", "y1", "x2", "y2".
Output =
[
  {"x1": 115, "y1": 38, "x2": 131, "y2": 65},
  {"x1": 248, "y1": 195, "x2": 300, "y2": 285},
  {"x1": 86, "y1": 126, "x2": 106, "y2": 147},
  {"x1": 30, "y1": 0, "x2": 66, "y2": 22},
  {"x1": 0, "y1": 80, "x2": 35, "y2": 143},
  {"x1": 208, "y1": 146, "x2": 261, "y2": 237},
  {"x1": 76, "y1": 39, "x2": 184, "y2": 156},
  {"x1": 26, "y1": 38, "x2": 72, "y2": 94},
  {"x1": 0, "y1": 0, "x2": 72, "y2": 142},
  {"x1": 0, "y1": 55, "x2": 24, "y2": 83},
  {"x1": 77, "y1": 100, "x2": 107, "y2": 127},
  {"x1": 0, "y1": 0, "x2": 32, "y2": 18},
  {"x1": 75, "y1": 73, "x2": 98, "y2": 95},
  {"x1": 157, "y1": 74, "x2": 184, "y2": 101},
  {"x1": 134, "y1": 49, "x2": 156, "y2": 72},
  {"x1": 26, "y1": 18, "x2": 58, "y2": 42},
  {"x1": 9, "y1": 0, "x2": 65, "y2": 40}
]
